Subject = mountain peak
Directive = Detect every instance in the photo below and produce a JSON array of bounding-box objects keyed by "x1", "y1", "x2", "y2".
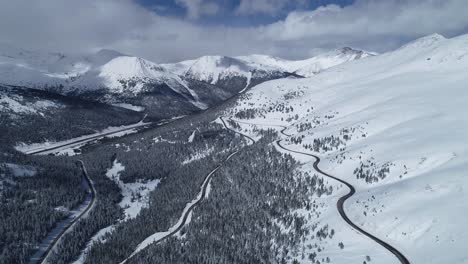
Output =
[
  {"x1": 191, "y1": 55, "x2": 247, "y2": 69},
  {"x1": 99, "y1": 56, "x2": 167, "y2": 81},
  {"x1": 337, "y1": 47, "x2": 355, "y2": 53},
  {"x1": 185, "y1": 55, "x2": 250, "y2": 84},
  {"x1": 401, "y1": 33, "x2": 447, "y2": 49}
]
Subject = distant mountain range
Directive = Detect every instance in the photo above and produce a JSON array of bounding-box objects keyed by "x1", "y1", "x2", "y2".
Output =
[{"x1": 0, "y1": 44, "x2": 373, "y2": 120}]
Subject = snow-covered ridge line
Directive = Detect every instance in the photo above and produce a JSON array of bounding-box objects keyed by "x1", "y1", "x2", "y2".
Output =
[
  {"x1": 160, "y1": 47, "x2": 373, "y2": 83},
  {"x1": 1, "y1": 43, "x2": 372, "y2": 111},
  {"x1": 236, "y1": 47, "x2": 375, "y2": 77}
]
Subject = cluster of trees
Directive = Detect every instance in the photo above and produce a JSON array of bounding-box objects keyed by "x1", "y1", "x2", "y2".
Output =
[
  {"x1": 0, "y1": 153, "x2": 85, "y2": 263},
  {"x1": 0, "y1": 86, "x2": 143, "y2": 149},
  {"x1": 302, "y1": 135, "x2": 347, "y2": 153},
  {"x1": 1, "y1": 87, "x2": 349, "y2": 263},
  {"x1": 44, "y1": 115, "x2": 339, "y2": 263},
  {"x1": 289, "y1": 135, "x2": 306, "y2": 144},
  {"x1": 120, "y1": 132, "x2": 336, "y2": 264},
  {"x1": 1, "y1": 72, "x2": 303, "y2": 263},
  {"x1": 46, "y1": 116, "x2": 241, "y2": 263},
  {"x1": 0, "y1": 98, "x2": 225, "y2": 263},
  {"x1": 273, "y1": 103, "x2": 294, "y2": 114},
  {"x1": 234, "y1": 108, "x2": 263, "y2": 119},
  {"x1": 353, "y1": 160, "x2": 393, "y2": 183},
  {"x1": 80, "y1": 123, "x2": 240, "y2": 263},
  {"x1": 47, "y1": 152, "x2": 122, "y2": 264},
  {"x1": 282, "y1": 90, "x2": 304, "y2": 100},
  {"x1": 296, "y1": 122, "x2": 313, "y2": 132}
]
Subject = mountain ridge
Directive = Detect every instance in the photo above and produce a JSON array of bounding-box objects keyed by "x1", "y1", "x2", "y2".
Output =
[{"x1": 0, "y1": 44, "x2": 374, "y2": 120}]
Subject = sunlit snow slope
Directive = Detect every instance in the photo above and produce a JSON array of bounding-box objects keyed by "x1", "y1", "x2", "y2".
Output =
[
  {"x1": 237, "y1": 47, "x2": 374, "y2": 77},
  {"x1": 228, "y1": 33, "x2": 468, "y2": 264},
  {"x1": 0, "y1": 47, "x2": 199, "y2": 107}
]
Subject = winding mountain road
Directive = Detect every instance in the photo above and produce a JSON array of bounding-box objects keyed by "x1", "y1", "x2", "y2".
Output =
[
  {"x1": 30, "y1": 114, "x2": 409, "y2": 263},
  {"x1": 229, "y1": 118, "x2": 410, "y2": 264},
  {"x1": 29, "y1": 115, "x2": 249, "y2": 264},
  {"x1": 30, "y1": 160, "x2": 96, "y2": 264},
  {"x1": 120, "y1": 117, "x2": 254, "y2": 263}
]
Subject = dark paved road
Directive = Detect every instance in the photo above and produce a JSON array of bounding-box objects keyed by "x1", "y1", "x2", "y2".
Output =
[{"x1": 231, "y1": 118, "x2": 410, "y2": 264}]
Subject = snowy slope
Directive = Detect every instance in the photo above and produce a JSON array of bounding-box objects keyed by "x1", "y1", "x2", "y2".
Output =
[
  {"x1": 163, "y1": 55, "x2": 292, "y2": 92},
  {"x1": 184, "y1": 56, "x2": 251, "y2": 84},
  {"x1": 161, "y1": 59, "x2": 197, "y2": 76},
  {"x1": 238, "y1": 47, "x2": 375, "y2": 77},
  {"x1": 293, "y1": 47, "x2": 374, "y2": 77},
  {"x1": 0, "y1": 45, "x2": 207, "y2": 110},
  {"x1": 162, "y1": 48, "x2": 372, "y2": 85},
  {"x1": 0, "y1": 44, "x2": 124, "y2": 88},
  {"x1": 0, "y1": 43, "x2": 88, "y2": 77},
  {"x1": 70, "y1": 56, "x2": 195, "y2": 97},
  {"x1": 0, "y1": 44, "x2": 373, "y2": 119},
  {"x1": 105, "y1": 160, "x2": 160, "y2": 220},
  {"x1": 0, "y1": 92, "x2": 62, "y2": 115},
  {"x1": 227, "y1": 33, "x2": 468, "y2": 264},
  {"x1": 0, "y1": 44, "x2": 371, "y2": 112},
  {"x1": 0, "y1": 45, "x2": 183, "y2": 95}
]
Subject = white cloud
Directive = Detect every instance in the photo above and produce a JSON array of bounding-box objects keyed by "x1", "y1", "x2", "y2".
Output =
[
  {"x1": 236, "y1": 0, "x2": 296, "y2": 15},
  {"x1": 0, "y1": 0, "x2": 467, "y2": 62},
  {"x1": 236, "y1": 0, "x2": 310, "y2": 16},
  {"x1": 0, "y1": 0, "x2": 152, "y2": 52},
  {"x1": 175, "y1": 0, "x2": 220, "y2": 19},
  {"x1": 263, "y1": 0, "x2": 468, "y2": 41}
]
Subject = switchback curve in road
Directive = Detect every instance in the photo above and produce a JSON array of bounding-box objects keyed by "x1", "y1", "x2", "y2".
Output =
[
  {"x1": 229, "y1": 118, "x2": 410, "y2": 264},
  {"x1": 276, "y1": 140, "x2": 410, "y2": 264}
]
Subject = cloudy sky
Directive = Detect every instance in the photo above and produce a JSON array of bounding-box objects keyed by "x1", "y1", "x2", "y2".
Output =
[{"x1": 1, "y1": 0, "x2": 468, "y2": 62}]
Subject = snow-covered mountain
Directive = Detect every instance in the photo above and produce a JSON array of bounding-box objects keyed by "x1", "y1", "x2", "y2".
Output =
[
  {"x1": 237, "y1": 47, "x2": 375, "y2": 77},
  {"x1": 69, "y1": 56, "x2": 198, "y2": 100},
  {"x1": 0, "y1": 44, "x2": 125, "y2": 86},
  {"x1": 227, "y1": 33, "x2": 468, "y2": 264},
  {"x1": 160, "y1": 59, "x2": 197, "y2": 76},
  {"x1": 162, "y1": 55, "x2": 294, "y2": 93},
  {"x1": 0, "y1": 47, "x2": 191, "y2": 96},
  {"x1": 0, "y1": 47, "x2": 210, "y2": 115},
  {"x1": 184, "y1": 56, "x2": 252, "y2": 85},
  {"x1": 160, "y1": 48, "x2": 371, "y2": 88},
  {"x1": 0, "y1": 44, "x2": 374, "y2": 119}
]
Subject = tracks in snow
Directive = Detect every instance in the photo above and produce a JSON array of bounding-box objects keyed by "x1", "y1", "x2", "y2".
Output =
[{"x1": 229, "y1": 118, "x2": 410, "y2": 264}]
